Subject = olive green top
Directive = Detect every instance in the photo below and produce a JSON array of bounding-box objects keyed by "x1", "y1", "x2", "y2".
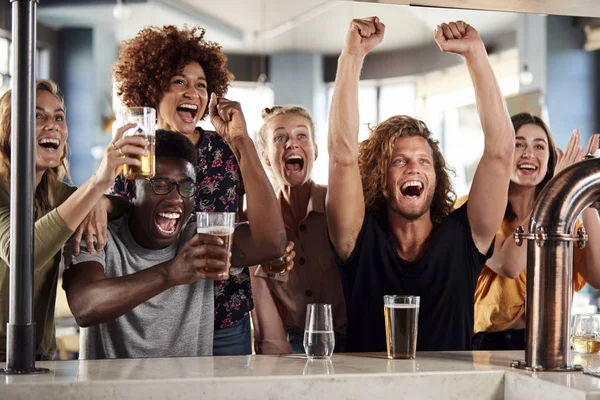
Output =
[{"x1": 0, "y1": 179, "x2": 76, "y2": 360}]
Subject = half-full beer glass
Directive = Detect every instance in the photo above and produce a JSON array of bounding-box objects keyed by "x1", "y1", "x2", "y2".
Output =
[
  {"x1": 571, "y1": 314, "x2": 600, "y2": 354},
  {"x1": 196, "y1": 212, "x2": 236, "y2": 273},
  {"x1": 384, "y1": 295, "x2": 420, "y2": 359},
  {"x1": 117, "y1": 107, "x2": 156, "y2": 179}
]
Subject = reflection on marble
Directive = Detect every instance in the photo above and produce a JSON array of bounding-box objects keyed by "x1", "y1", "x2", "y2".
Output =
[
  {"x1": 303, "y1": 359, "x2": 335, "y2": 375},
  {"x1": 573, "y1": 352, "x2": 600, "y2": 374},
  {"x1": 1, "y1": 351, "x2": 600, "y2": 399}
]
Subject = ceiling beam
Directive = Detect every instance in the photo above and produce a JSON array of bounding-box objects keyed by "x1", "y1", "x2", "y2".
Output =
[{"x1": 353, "y1": 0, "x2": 600, "y2": 18}]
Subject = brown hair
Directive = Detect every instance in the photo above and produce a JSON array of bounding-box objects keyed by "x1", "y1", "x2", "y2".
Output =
[
  {"x1": 505, "y1": 112, "x2": 558, "y2": 222},
  {"x1": 257, "y1": 105, "x2": 316, "y2": 152},
  {"x1": 0, "y1": 79, "x2": 70, "y2": 212},
  {"x1": 113, "y1": 25, "x2": 233, "y2": 120},
  {"x1": 359, "y1": 115, "x2": 456, "y2": 224}
]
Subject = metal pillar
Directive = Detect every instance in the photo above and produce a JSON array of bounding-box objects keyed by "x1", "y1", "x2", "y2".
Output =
[{"x1": 1, "y1": 0, "x2": 48, "y2": 375}]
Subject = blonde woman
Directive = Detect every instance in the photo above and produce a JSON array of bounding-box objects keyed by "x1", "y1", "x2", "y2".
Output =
[
  {"x1": 250, "y1": 106, "x2": 346, "y2": 354},
  {"x1": 0, "y1": 79, "x2": 147, "y2": 360}
]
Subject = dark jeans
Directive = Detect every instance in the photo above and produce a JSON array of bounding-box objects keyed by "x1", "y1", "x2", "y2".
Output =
[
  {"x1": 472, "y1": 329, "x2": 525, "y2": 350},
  {"x1": 286, "y1": 329, "x2": 347, "y2": 354},
  {"x1": 213, "y1": 313, "x2": 252, "y2": 356}
]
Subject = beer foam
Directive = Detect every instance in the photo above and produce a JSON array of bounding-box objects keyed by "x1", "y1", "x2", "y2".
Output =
[
  {"x1": 197, "y1": 225, "x2": 234, "y2": 235},
  {"x1": 384, "y1": 304, "x2": 419, "y2": 309}
]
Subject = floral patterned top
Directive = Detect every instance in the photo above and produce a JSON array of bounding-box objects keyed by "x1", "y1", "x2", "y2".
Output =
[{"x1": 111, "y1": 128, "x2": 252, "y2": 329}]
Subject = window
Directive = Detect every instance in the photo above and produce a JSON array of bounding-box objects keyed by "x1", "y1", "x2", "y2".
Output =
[
  {"x1": 378, "y1": 81, "x2": 416, "y2": 122},
  {"x1": 198, "y1": 82, "x2": 274, "y2": 142},
  {"x1": 0, "y1": 35, "x2": 52, "y2": 97},
  {"x1": 415, "y1": 52, "x2": 519, "y2": 196},
  {"x1": 0, "y1": 36, "x2": 11, "y2": 96}
]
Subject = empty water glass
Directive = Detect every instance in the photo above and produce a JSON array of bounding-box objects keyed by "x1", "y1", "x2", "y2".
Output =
[{"x1": 304, "y1": 303, "x2": 335, "y2": 360}]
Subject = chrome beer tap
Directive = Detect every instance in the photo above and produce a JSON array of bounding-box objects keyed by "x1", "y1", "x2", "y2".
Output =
[{"x1": 512, "y1": 153, "x2": 600, "y2": 371}]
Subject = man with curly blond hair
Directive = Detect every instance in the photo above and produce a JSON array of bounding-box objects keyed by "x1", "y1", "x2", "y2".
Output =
[
  {"x1": 110, "y1": 25, "x2": 257, "y2": 355},
  {"x1": 327, "y1": 18, "x2": 514, "y2": 353}
]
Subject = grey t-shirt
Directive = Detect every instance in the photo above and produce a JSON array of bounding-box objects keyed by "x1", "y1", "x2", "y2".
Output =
[{"x1": 69, "y1": 215, "x2": 213, "y2": 359}]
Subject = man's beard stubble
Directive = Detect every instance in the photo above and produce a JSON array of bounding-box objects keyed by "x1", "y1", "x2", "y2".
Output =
[{"x1": 387, "y1": 189, "x2": 435, "y2": 221}]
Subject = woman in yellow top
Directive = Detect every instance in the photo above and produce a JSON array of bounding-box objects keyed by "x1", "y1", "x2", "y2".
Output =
[
  {"x1": 0, "y1": 80, "x2": 147, "y2": 360},
  {"x1": 461, "y1": 113, "x2": 600, "y2": 350}
]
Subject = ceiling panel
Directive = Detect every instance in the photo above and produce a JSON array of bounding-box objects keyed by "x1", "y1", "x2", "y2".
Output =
[{"x1": 355, "y1": 0, "x2": 600, "y2": 18}]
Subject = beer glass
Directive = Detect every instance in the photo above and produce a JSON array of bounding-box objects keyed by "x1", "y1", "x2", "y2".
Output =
[
  {"x1": 263, "y1": 250, "x2": 289, "y2": 274},
  {"x1": 571, "y1": 314, "x2": 600, "y2": 354},
  {"x1": 304, "y1": 303, "x2": 335, "y2": 360},
  {"x1": 196, "y1": 212, "x2": 236, "y2": 273},
  {"x1": 116, "y1": 107, "x2": 156, "y2": 179},
  {"x1": 384, "y1": 295, "x2": 420, "y2": 359}
]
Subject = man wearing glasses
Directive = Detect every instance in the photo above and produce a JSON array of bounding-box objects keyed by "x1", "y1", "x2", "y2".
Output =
[{"x1": 63, "y1": 102, "x2": 287, "y2": 360}]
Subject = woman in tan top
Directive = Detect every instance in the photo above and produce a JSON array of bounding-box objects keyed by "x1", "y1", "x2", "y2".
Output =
[
  {"x1": 0, "y1": 80, "x2": 147, "y2": 360},
  {"x1": 467, "y1": 113, "x2": 600, "y2": 350},
  {"x1": 250, "y1": 106, "x2": 347, "y2": 354}
]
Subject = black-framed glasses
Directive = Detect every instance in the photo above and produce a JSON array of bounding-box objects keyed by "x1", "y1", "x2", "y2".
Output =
[{"x1": 144, "y1": 178, "x2": 198, "y2": 198}]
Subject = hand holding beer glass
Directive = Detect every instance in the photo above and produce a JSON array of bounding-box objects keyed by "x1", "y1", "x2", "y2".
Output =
[
  {"x1": 262, "y1": 241, "x2": 296, "y2": 275},
  {"x1": 384, "y1": 295, "x2": 420, "y2": 359},
  {"x1": 196, "y1": 212, "x2": 236, "y2": 275},
  {"x1": 116, "y1": 107, "x2": 156, "y2": 179}
]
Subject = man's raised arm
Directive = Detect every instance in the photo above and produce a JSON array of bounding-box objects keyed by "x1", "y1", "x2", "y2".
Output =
[
  {"x1": 327, "y1": 17, "x2": 385, "y2": 261},
  {"x1": 434, "y1": 21, "x2": 515, "y2": 254}
]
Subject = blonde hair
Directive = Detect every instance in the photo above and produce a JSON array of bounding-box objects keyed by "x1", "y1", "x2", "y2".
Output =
[
  {"x1": 0, "y1": 79, "x2": 70, "y2": 212},
  {"x1": 257, "y1": 105, "x2": 316, "y2": 152},
  {"x1": 359, "y1": 115, "x2": 456, "y2": 224}
]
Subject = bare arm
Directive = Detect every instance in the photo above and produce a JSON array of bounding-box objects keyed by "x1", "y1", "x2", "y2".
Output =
[
  {"x1": 434, "y1": 21, "x2": 514, "y2": 254},
  {"x1": 327, "y1": 17, "x2": 385, "y2": 261},
  {"x1": 577, "y1": 134, "x2": 600, "y2": 288},
  {"x1": 72, "y1": 194, "x2": 131, "y2": 256},
  {"x1": 209, "y1": 94, "x2": 287, "y2": 264},
  {"x1": 63, "y1": 233, "x2": 228, "y2": 327},
  {"x1": 486, "y1": 131, "x2": 585, "y2": 278},
  {"x1": 249, "y1": 267, "x2": 292, "y2": 354},
  {"x1": 0, "y1": 125, "x2": 146, "y2": 269},
  {"x1": 55, "y1": 124, "x2": 146, "y2": 232},
  {"x1": 486, "y1": 225, "x2": 528, "y2": 279}
]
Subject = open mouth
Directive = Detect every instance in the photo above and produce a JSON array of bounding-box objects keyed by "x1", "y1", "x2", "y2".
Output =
[
  {"x1": 518, "y1": 163, "x2": 538, "y2": 174},
  {"x1": 38, "y1": 138, "x2": 60, "y2": 151},
  {"x1": 400, "y1": 180, "x2": 424, "y2": 198},
  {"x1": 176, "y1": 103, "x2": 199, "y2": 123},
  {"x1": 155, "y1": 211, "x2": 182, "y2": 235},
  {"x1": 284, "y1": 154, "x2": 304, "y2": 173}
]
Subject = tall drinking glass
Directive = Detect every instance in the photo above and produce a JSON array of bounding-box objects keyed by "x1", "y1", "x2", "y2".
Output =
[
  {"x1": 116, "y1": 106, "x2": 156, "y2": 179},
  {"x1": 196, "y1": 212, "x2": 236, "y2": 273},
  {"x1": 384, "y1": 295, "x2": 420, "y2": 359},
  {"x1": 304, "y1": 303, "x2": 335, "y2": 360}
]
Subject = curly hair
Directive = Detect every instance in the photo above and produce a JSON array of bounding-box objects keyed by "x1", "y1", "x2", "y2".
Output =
[
  {"x1": 0, "y1": 79, "x2": 70, "y2": 212},
  {"x1": 505, "y1": 112, "x2": 558, "y2": 222},
  {"x1": 113, "y1": 25, "x2": 233, "y2": 120},
  {"x1": 155, "y1": 129, "x2": 198, "y2": 167},
  {"x1": 257, "y1": 105, "x2": 316, "y2": 152},
  {"x1": 359, "y1": 115, "x2": 456, "y2": 225}
]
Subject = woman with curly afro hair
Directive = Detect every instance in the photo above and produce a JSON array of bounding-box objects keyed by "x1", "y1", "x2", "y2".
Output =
[{"x1": 111, "y1": 25, "x2": 256, "y2": 356}]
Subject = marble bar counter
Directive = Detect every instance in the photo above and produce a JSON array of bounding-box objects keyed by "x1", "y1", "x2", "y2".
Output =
[{"x1": 2, "y1": 351, "x2": 600, "y2": 399}]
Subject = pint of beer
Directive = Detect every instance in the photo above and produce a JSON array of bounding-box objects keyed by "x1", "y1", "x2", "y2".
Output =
[
  {"x1": 116, "y1": 107, "x2": 156, "y2": 179},
  {"x1": 384, "y1": 295, "x2": 420, "y2": 359},
  {"x1": 196, "y1": 212, "x2": 236, "y2": 273}
]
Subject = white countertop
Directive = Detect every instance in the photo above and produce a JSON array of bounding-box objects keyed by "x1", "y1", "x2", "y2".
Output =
[{"x1": 2, "y1": 351, "x2": 600, "y2": 399}]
